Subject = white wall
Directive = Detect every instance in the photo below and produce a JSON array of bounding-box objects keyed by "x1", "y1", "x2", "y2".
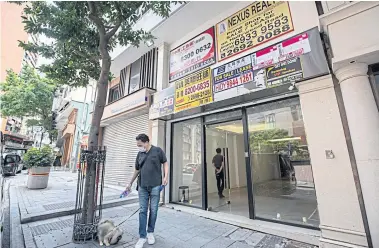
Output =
[{"x1": 320, "y1": 2, "x2": 379, "y2": 69}]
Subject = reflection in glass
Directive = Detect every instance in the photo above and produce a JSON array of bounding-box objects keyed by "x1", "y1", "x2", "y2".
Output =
[
  {"x1": 171, "y1": 118, "x2": 203, "y2": 207},
  {"x1": 248, "y1": 98, "x2": 319, "y2": 227}
]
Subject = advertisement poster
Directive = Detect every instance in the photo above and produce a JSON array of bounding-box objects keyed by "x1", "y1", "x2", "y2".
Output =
[
  {"x1": 216, "y1": 1, "x2": 294, "y2": 61},
  {"x1": 149, "y1": 86, "x2": 175, "y2": 120},
  {"x1": 251, "y1": 45, "x2": 280, "y2": 70},
  {"x1": 174, "y1": 67, "x2": 213, "y2": 113},
  {"x1": 266, "y1": 57, "x2": 303, "y2": 87},
  {"x1": 213, "y1": 55, "x2": 264, "y2": 101},
  {"x1": 169, "y1": 27, "x2": 216, "y2": 82},
  {"x1": 278, "y1": 33, "x2": 311, "y2": 61}
]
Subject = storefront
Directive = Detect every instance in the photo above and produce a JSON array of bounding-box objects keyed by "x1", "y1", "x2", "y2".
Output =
[
  {"x1": 149, "y1": 1, "x2": 330, "y2": 230},
  {"x1": 101, "y1": 88, "x2": 154, "y2": 186}
]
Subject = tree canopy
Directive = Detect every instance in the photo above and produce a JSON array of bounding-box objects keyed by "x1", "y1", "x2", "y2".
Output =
[
  {"x1": 20, "y1": 1, "x2": 175, "y2": 87},
  {"x1": 16, "y1": 1, "x2": 178, "y2": 225},
  {"x1": 0, "y1": 65, "x2": 56, "y2": 135}
]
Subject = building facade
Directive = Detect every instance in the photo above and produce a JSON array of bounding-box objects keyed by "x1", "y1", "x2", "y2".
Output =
[
  {"x1": 104, "y1": 2, "x2": 379, "y2": 247},
  {"x1": 52, "y1": 83, "x2": 95, "y2": 171},
  {"x1": 0, "y1": 2, "x2": 38, "y2": 136}
]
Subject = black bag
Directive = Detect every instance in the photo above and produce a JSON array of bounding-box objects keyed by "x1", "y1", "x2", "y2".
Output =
[{"x1": 136, "y1": 151, "x2": 151, "y2": 191}]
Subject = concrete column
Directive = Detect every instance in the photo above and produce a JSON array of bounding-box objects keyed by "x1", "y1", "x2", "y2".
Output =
[
  {"x1": 296, "y1": 75, "x2": 368, "y2": 248},
  {"x1": 156, "y1": 42, "x2": 170, "y2": 91},
  {"x1": 335, "y1": 63, "x2": 379, "y2": 248},
  {"x1": 151, "y1": 119, "x2": 166, "y2": 148}
]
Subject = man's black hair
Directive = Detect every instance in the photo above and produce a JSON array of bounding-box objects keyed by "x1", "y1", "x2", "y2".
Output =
[
  {"x1": 216, "y1": 148, "x2": 221, "y2": 154},
  {"x1": 136, "y1": 134, "x2": 150, "y2": 143}
]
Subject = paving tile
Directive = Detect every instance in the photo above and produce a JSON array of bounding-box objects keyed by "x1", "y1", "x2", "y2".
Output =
[
  {"x1": 228, "y1": 228, "x2": 254, "y2": 241},
  {"x1": 228, "y1": 241, "x2": 252, "y2": 248},
  {"x1": 202, "y1": 237, "x2": 235, "y2": 248},
  {"x1": 255, "y1": 235, "x2": 287, "y2": 248},
  {"x1": 245, "y1": 232, "x2": 266, "y2": 246}
]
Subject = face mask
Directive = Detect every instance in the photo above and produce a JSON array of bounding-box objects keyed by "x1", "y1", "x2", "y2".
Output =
[{"x1": 138, "y1": 146, "x2": 146, "y2": 153}]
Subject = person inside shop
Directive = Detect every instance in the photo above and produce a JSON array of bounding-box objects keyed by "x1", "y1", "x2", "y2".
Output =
[
  {"x1": 213, "y1": 148, "x2": 225, "y2": 198},
  {"x1": 125, "y1": 134, "x2": 168, "y2": 248}
]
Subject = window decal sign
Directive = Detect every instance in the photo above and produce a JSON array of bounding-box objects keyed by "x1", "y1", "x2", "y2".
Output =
[
  {"x1": 174, "y1": 67, "x2": 213, "y2": 113},
  {"x1": 216, "y1": 1, "x2": 294, "y2": 61},
  {"x1": 169, "y1": 27, "x2": 216, "y2": 82}
]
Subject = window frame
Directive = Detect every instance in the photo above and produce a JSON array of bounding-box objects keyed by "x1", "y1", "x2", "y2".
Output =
[
  {"x1": 128, "y1": 58, "x2": 142, "y2": 94},
  {"x1": 107, "y1": 85, "x2": 121, "y2": 104}
]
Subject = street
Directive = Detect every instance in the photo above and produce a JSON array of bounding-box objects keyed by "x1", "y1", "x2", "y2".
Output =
[{"x1": 1, "y1": 170, "x2": 316, "y2": 248}]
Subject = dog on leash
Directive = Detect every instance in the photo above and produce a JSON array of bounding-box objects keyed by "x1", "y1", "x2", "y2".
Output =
[{"x1": 97, "y1": 219, "x2": 123, "y2": 246}]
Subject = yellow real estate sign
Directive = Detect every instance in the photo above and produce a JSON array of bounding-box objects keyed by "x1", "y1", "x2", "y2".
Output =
[
  {"x1": 216, "y1": 1, "x2": 294, "y2": 61},
  {"x1": 174, "y1": 67, "x2": 213, "y2": 113}
]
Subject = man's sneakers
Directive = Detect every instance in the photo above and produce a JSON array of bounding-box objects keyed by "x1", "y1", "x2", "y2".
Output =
[
  {"x1": 135, "y1": 238, "x2": 146, "y2": 248},
  {"x1": 135, "y1": 234, "x2": 155, "y2": 248},
  {"x1": 147, "y1": 233, "x2": 156, "y2": 245}
]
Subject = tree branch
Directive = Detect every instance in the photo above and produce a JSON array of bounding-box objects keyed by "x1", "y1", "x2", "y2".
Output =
[
  {"x1": 73, "y1": 50, "x2": 101, "y2": 63},
  {"x1": 87, "y1": 1, "x2": 105, "y2": 36},
  {"x1": 105, "y1": 3, "x2": 122, "y2": 40}
]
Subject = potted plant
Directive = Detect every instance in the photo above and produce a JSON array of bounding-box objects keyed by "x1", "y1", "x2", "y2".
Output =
[{"x1": 24, "y1": 146, "x2": 54, "y2": 189}]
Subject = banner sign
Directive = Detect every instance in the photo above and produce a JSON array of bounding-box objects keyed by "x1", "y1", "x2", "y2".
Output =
[
  {"x1": 266, "y1": 57, "x2": 303, "y2": 87},
  {"x1": 169, "y1": 27, "x2": 216, "y2": 82},
  {"x1": 278, "y1": 33, "x2": 311, "y2": 61},
  {"x1": 174, "y1": 67, "x2": 213, "y2": 113},
  {"x1": 251, "y1": 45, "x2": 280, "y2": 70},
  {"x1": 213, "y1": 55, "x2": 254, "y2": 93},
  {"x1": 149, "y1": 86, "x2": 175, "y2": 119},
  {"x1": 216, "y1": 1, "x2": 294, "y2": 61}
]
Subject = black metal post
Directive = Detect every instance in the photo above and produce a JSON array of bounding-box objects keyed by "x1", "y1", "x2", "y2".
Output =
[{"x1": 72, "y1": 146, "x2": 106, "y2": 243}]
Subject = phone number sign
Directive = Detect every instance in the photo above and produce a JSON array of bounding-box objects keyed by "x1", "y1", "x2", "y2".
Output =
[
  {"x1": 213, "y1": 55, "x2": 254, "y2": 93},
  {"x1": 174, "y1": 67, "x2": 213, "y2": 113},
  {"x1": 216, "y1": 1, "x2": 294, "y2": 61},
  {"x1": 169, "y1": 27, "x2": 216, "y2": 82}
]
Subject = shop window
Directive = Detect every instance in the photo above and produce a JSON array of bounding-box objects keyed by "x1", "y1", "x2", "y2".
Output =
[
  {"x1": 247, "y1": 98, "x2": 318, "y2": 227},
  {"x1": 129, "y1": 58, "x2": 141, "y2": 94},
  {"x1": 171, "y1": 118, "x2": 203, "y2": 207},
  {"x1": 108, "y1": 85, "x2": 120, "y2": 104}
]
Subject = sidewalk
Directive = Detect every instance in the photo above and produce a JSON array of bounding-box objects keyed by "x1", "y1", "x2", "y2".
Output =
[
  {"x1": 21, "y1": 204, "x2": 316, "y2": 248},
  {"x1": 6, "y1": 171, "x2": 317, "y2": 248},
  {"x1": 9, "y1": 170, "x2": 138, "y2": 224}
]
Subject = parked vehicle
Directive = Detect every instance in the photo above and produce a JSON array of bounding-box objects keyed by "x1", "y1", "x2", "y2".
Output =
[{"x1": 1, "y1": 153, "x2": 22, "y2": 176}]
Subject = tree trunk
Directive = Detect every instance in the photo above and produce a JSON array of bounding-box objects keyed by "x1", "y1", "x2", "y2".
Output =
[{"x1": 81, "y1": 49, "x2": 111, "y2": 224}]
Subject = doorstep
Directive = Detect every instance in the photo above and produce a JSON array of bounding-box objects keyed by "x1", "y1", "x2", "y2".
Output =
[{"x1": 165, "y1": 204, "x2": 320, "y2": 246}]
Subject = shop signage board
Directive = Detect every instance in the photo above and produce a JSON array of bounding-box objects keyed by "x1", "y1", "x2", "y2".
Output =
[
  {"x1": 169, "y1": 27, "x2": 216, "y2": 82},
  {"x1": 278, "y1": 33, "x2": 311, "y2": 61},
  {"x1": 213, "y1": 55, "x2": 267, "y2": 101},
  {"x1": 266, "y1": 57, "x2": 303, "y2": 87},
  {"x1": 251, "y1": 45, "x2": 280, "y2": 70},
  {"x1": 174, "y1": 67, "x2": 213, "y2": 113},
  {"x1": 215, "y1": 1, "x2": 294, "y2": 61},
  {"x1": 149, "y1": 86, "x2": 175, "y2": 119}
]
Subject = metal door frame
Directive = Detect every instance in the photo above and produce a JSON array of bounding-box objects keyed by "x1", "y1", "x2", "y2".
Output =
[{"x1": 203, "y1": 115, "x2": 254, "y2": 217}]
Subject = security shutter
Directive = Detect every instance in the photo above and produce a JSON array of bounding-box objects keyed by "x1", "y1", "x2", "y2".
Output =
[{"x1": 103, "y1": 114, "x2": 149, "y2": 186}]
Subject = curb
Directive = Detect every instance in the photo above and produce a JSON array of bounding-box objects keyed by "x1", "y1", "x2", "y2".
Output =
[
  {"x1": 10, "y1": 185, "x2": 25, "y2": 248},
  {"x1": 20, "y1": 197, "x2": 139, "y2": 224}
]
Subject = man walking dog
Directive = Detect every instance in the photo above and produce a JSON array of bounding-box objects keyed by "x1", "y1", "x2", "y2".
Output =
[{"x1": 125, "y1": 134, "x2": 168, "y2": 248}]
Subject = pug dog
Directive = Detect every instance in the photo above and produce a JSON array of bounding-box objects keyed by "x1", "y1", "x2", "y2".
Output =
[{"x1": 97, "y1": 219, "x2": 123, "y2": 246}]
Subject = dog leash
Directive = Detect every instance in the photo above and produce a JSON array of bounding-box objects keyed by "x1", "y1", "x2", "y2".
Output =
[
  {"x1": 115, "y1": 207, "x2": 140, "y2": 227},
  {"x1": 115, "y1": 185, "x2": 165, "y2": 227}
]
